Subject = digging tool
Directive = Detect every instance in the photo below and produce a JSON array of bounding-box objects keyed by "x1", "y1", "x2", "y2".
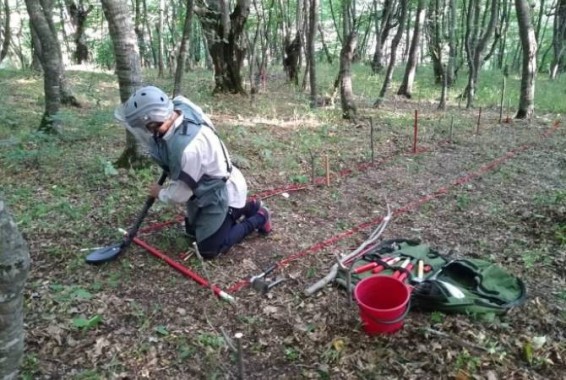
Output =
[
  {"x1": 398, "y1": 261, "x2": 415, "y2": 282},
  {"x1": 85, "y1": 171, "x2": 168, "y2": 264},
  {"x1": 392, "y1": 258, "x2": 411, "y2": 280},
  {"x1": 304, "y1": 205, "x2": 392, "y2": 296},
  {"x1": 252, "y1": 276, "x2": 286, "y2": 294},
  {"x1": 248, "y1": 264, "x2": 280, "y2": 294},
  {"x1": 372, "y1": 256, "x2": 401, "y2": 274}
]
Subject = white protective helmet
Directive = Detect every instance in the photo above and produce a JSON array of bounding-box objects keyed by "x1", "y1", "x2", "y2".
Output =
[
  {"x1": 114, "y1": 86, "x2": 174, "y2": 151},
  {"x1": 115, "y1": 86, "x2": 174, "y2": 131}
]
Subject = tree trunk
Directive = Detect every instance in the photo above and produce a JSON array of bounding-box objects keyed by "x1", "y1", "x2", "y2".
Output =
[
  {"x1": 284, "y1": 33, "x2": 301, "y2": 85},
  {"x1": 397, "y1": 0, "x2": 426, "y2": 98},
  {"x1": 464, "y1": 0, "x2": 499, "y2": 108},
  {"x1": 157, "y1": 0, "x2": 165, "y2": 77},
  {"x1": 307, "y1": 0, "x2": 318, "y2": 106},
  {"x1": 550, "y1": 0, "x2": 566, "y2": 79},
  {"x1": 375, "y1": 0, "x2": 408, "y2": 106},
  {"x1": 195, "y1": 0, "x2": 251, "y2": 94},
  {"x1": 174, "y1": 0, "x2": 194, "y2": 96},
  {"x1": 514, "y1": 0, "x2": 537, "y2": 119},
  {"x1": 0, "y1": 0, "x2": 11, "y2": 63},
  {"x1": 25, "y1": 0, "x2": 63, "y2": 133},
  {"x1": 340, "y1": 31, "x2": 357, "y2": 119},
  {"x1": 0, "y1": 199, "x2": 31, "y2": 380},
  {"x1": 101, "y1": 0, "x2": 148, "y2": 169},
  {"x1": 134, "y1": 0, "x2": 150, "y2": 67},
  {"x1": 371, "y1": 0, "x2": 396, "y2": 74},
  {"x1": 318, "y1": 23, "x2": 333, "y2": 64},
  {"x1": 65, "y1": 0, "x2": 92, "y2": 64},
  {"x1": 30, "y1": 24, "x2": 43, "y2": 72},
  {"x1": 446, "y1": 0, "x2": 457, "y2": 85},
  {"x1": 426, "y1": 0, "x2": 443, "y2": 84}
]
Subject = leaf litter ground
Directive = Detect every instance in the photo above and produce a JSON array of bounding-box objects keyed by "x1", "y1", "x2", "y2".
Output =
[{"x1": 2, "y1": 72, "x2": 565, "y2": 379}]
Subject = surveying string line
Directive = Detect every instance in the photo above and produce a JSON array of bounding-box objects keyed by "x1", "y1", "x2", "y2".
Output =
[
  {"x1": 131, "y1": 120, "x2": 560, "y2": 299},
  {"x1": 226, "y1": 120, "x2": 561, "y2": 294}
]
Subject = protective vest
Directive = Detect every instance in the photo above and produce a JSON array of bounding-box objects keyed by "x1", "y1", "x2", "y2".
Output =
[{"x1": 150, "y1": 100, "x2": 231, "y2": 241}]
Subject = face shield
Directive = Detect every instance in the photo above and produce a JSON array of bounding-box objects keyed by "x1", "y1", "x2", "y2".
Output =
[{"x1": 114, "y1": 104, "x2": 154, "y2": 153}]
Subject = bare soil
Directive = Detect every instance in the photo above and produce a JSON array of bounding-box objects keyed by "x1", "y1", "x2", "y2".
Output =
[{"x1": 7, "y1": 77, "x2": 565, "y2": 379}]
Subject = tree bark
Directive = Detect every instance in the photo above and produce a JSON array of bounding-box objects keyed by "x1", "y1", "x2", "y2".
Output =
[
  {"x1": 446, "y1": 0, "x2": 457, "y2": 85},
  {"x1": 426, "y1": 0, "x2": 443, "y2": 84},
  {"x1": 307, "y1": 0, "x2": 318, "y2": 106},
  {"x1": 550, "y1": 0, "x2": 566, "y2": 79},
  {"x1": 397, "y1": 0, "x2": 426, "y2": 98},
  {"x1": 514, "y1": 0, "x2": 537, "y2": 119},
  {"x1": 0, "y1": 199, "x2": 31, "y2": 380},
  {"x1": 101, "y1": 0, "x2": 148, "y2": 169},
  {"x1": 340, "y1": 31, "x2": 357, "y2": 119},
  {"x1": 195, "y1": 0, "x2": 251, "y2": 94},
  {"x1": 174, "y1": 0, "x2": 194, "y2": 96},
  {"x1": 25, "y1": 0, "x2": 63, "y2": 133},
  {"x1": 372, "y1": 0, "x2": 397, "y2": 74},
  {"x1": 284, "y1": 33, "x2": 301, "y2": 85},
  {"x1": 0, "y1": 0, "x2": 11, "y2": 63},
  {"x1": 65, "y1": 0, "x2": 92, "y2": 64},
  {"x1": 464, "y1": 0, "x2": 499, "y2": 108},
  {"x1": 375, "y1": 0, "x2": 408, "y2": 106},
  {"x1": 157, "y1": 0, "x2": 165, "y2": 77}
]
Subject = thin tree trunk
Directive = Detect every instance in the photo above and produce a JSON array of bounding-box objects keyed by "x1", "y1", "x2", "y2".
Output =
[
  {"x1": 25, "y1": 0, "x2": 63, "y2": 133},
  {"x1": 427, "y1": 0, "x2": 443, "y2": 84},
  {"x1": 318, "y1": 23, "x2": 333, "y2": 64},
  {"x1": 447, "y1": 0, "x2": 457, "y2": 85},
  {"x1": 550, "y1": 0, "x2": 566, "y2": 79},
  {"x1": 0, "y1": 199, "x2": 30, "y2": 380},
  {"x1": 101, "y1": 0, "x2": 147, "y2": 169},
  {"x1": 515, "y1": 0, "x2": 537, "y2": 119},
  {"x1": 0, "y1": 0, "x2": 11, "y2": 63},
  {"x1": 464, "y1": 0, "x2": 499, "y2": 108},
  {"x1": 340, "y1": 31, "x2": 357, "y2": 119},
  {"x1": 157, "y1": 0, "x2": 165, "y2": 77},
  {"x1": 308, "y1": 0, "x2": 318, "y2": 106},
  {"x1": 174, "y1": 0, "x2": 194, "y2": 96},
  {"x1": 65, "y1": 0, "x2": 92, "y2": 64},
  {"x1": 397, "y1": 0, "x2": 426, "y2": 98},
  {"x1": 375, "y1": 0, "x2": 408, "y2": 106}
]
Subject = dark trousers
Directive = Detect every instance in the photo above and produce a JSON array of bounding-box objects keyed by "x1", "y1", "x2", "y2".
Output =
[{"x1": 194, "y1": 201, "x2": 264, "y2": 259}]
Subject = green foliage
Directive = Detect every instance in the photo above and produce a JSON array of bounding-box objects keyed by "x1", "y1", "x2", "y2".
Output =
[
  {"x1": 72, "y1": 315, "x2": 103, "y2": 330},
  {"x1": 197, "y1": 333, "x2": 225, "y2": 349},
  {"x1": 91, "y1": 37, "x2": 115, "y2": 69},
  {"x1": 455, "y1": 350, "x2": 481, "y2": 373}
]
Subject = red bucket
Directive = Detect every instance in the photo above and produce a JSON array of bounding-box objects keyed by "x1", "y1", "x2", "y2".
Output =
[{"x1": 354, "y1": 275, "x2": 410, "y2": 335}]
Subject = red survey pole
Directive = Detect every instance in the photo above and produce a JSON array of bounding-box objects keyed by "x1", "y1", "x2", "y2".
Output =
[
  {"x1": 132, "y1": 236, "x2": 236, "y2": 304},
  {"x1": 413, "y1": 110, "x2": 418, "y2": 153}
]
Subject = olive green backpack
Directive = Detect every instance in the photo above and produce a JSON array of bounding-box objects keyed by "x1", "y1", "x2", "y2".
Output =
[{"x1": 339, "y1": 239, "x2": 527, "y2": 315}]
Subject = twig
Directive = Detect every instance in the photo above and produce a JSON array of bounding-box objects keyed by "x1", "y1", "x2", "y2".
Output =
[
  {"x1": 421, "y1": 328, "x2": 489, "y2": 353},
  {"x1": 235, "y1": 332, "x2": 245, "y2": 379},
  {"x1": 193, "y1": 242, "x2": 236, "y2": 352}
]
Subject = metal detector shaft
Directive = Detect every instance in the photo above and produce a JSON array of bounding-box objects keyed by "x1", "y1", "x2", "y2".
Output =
[
  {"x1": 122, "y1": 171, "x2": 168, "y2": 248},
  {"x1": 85, "y1": 171, "x2": 168, "y2": 264}
]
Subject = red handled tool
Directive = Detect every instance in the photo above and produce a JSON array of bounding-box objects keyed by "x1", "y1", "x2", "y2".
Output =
[
  {"x1": 392, "y1": 258, "x2": 411, "y2": 279},
  {"x1": 398, "y1": 262, "x2": 415, "y2": 282},
  {"x1": 372, "y1": 256, "x2": 400, "y2": 274}
]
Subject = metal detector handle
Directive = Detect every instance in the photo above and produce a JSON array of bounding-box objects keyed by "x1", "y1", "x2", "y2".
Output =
[
  {"x1": 122, "y1": 171, "x2": 168, "y2": 248},
  {"x1": 304, "y1": 264, "x2": 339, "y2": 296}
]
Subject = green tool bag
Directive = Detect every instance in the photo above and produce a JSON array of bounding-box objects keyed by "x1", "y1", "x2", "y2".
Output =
[
  {"x1": 336, "y1": 239, "x2": 449, "y2": 291},
  {"x1": 411, "y1": 259, "x2": 527, "y2": 315}
]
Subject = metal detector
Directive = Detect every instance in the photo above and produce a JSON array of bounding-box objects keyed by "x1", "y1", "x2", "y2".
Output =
[{"x1": 85, "y1": 171, "x2": 168, "y2": 264}]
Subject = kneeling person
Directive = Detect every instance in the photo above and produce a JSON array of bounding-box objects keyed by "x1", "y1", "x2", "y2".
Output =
[{"x1": 115, "y1": 86, "x2": 271, "y2": 259}]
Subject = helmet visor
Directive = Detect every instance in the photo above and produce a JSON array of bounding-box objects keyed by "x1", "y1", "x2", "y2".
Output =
[{"x1": 114, "y1": 104, "x2": 153, "y2": 153}]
